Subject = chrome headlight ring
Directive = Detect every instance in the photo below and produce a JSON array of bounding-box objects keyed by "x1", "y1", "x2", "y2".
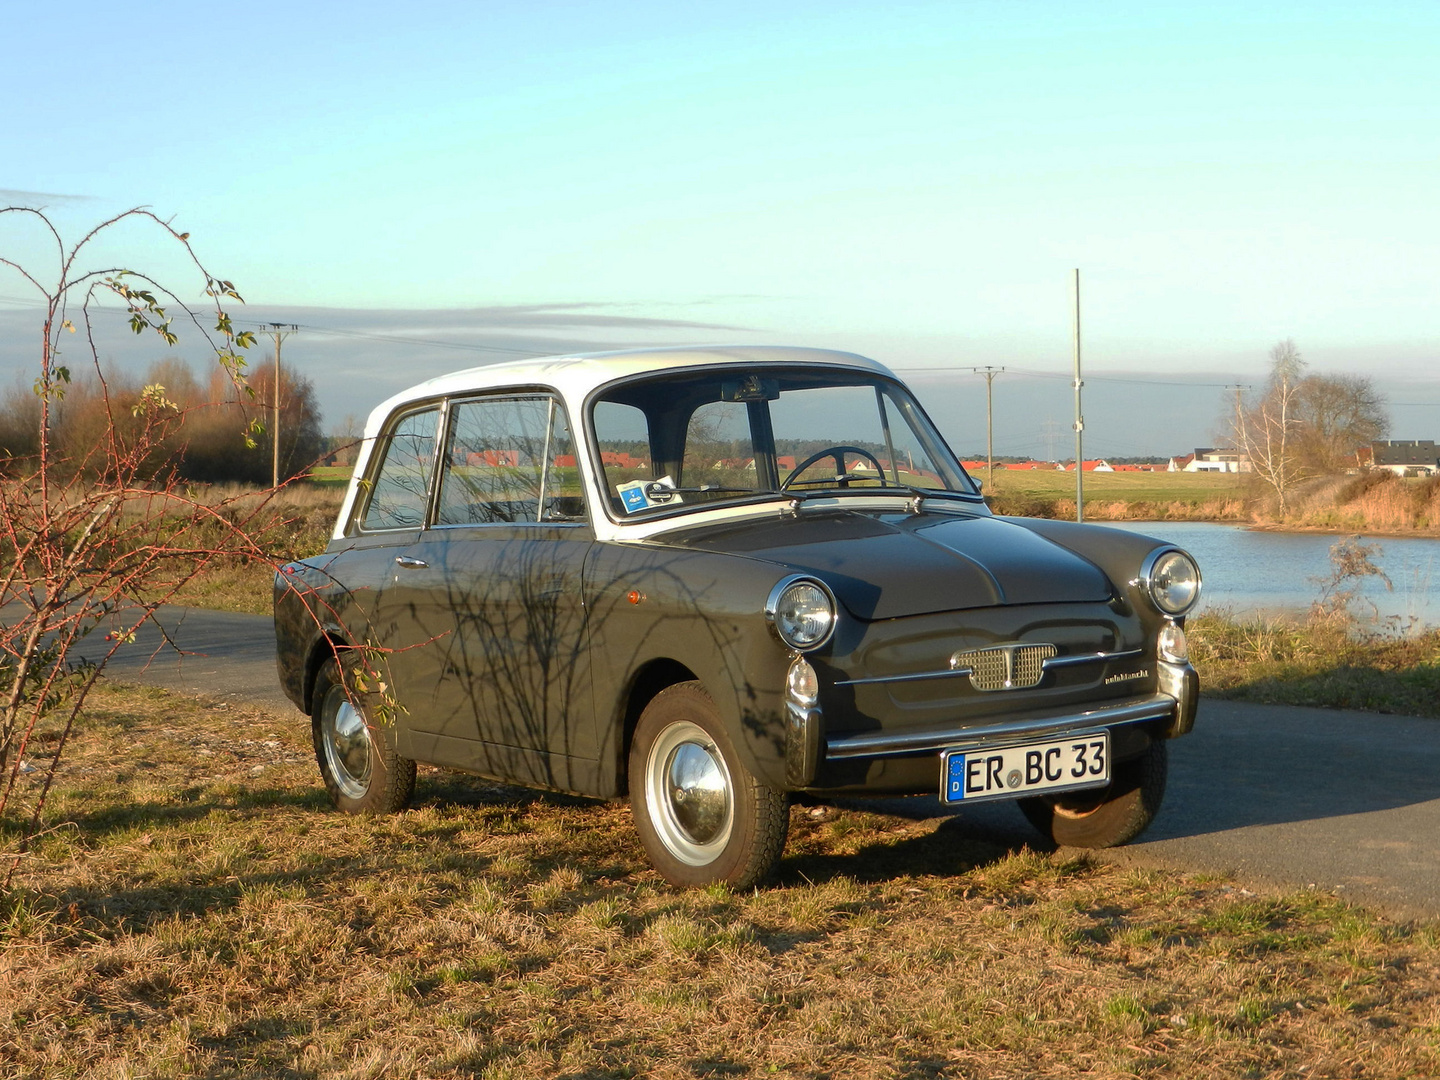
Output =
[
  {"x1": 765, "y1": 575, "x2": 838, "y2": 652},
  {"x1": 1137, "y1": 547, "x2": 1203, "y2": 618}
]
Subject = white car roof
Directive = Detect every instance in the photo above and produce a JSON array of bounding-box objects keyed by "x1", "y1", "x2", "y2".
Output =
[{"x1": 360, "y1": 345, "x2": 894, "y2": 437}]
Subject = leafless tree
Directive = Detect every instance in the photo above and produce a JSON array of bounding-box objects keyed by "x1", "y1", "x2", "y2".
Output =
[
  {"x1": 1294, "y1": 372, "x2": 1389, "y2": 474},
  {"x1": 1231, "y1": 339, "x2": 1310, "y2": 516}
]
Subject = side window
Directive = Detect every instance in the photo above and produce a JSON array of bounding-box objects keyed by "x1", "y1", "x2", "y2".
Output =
[
  {"x1": 436, "y1": 396, "x2": 587, "y2": 525},
  {"x1": 361, "y1": 408, "x2": 439, "y2": 530}
]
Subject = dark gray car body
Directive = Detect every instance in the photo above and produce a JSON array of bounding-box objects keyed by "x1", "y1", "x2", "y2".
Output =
[{"x1": 275, "y1": 347, "x2": 1198, "y2": 807}]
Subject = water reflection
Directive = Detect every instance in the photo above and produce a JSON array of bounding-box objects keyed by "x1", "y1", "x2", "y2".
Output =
[{"x1": 1104, "y1": 522, "x2": 1440, "y2": 630}]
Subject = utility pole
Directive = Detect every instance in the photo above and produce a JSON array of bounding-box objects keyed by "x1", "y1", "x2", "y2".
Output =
[
  {"x1": 262, "y1": 323, "x2": 299, "y2": 487},
  {"x1": 1040, "y1": 419, "x2": 1063, "y2": 463},
  {"x1": 1071, "y1": 269, "x2": 1084, "y2": 522},
  {"x1": 1225, "y1": 384, "x2": 1252, "y2": 473},
  {"x1": 970, "y1": 366, "x2": 1005, "y2": 490},
  {"x1": 1225, "y1": 384, "x2": 1248, "y2": 442}
]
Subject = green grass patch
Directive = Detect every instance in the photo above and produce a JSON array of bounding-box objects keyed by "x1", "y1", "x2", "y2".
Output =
[{"x1": 4, "y1": 682, "x2": 1440, "y2": 1078}]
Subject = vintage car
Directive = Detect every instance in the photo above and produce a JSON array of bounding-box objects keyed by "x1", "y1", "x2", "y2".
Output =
[{"x1": 275, "y1": 346, "x2": 1200, "y2": 887}]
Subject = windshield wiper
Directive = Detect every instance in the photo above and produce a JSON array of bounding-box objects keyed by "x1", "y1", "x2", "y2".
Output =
[{"x1": 784, "y1": 478, "x2": 974, "y2": 501}]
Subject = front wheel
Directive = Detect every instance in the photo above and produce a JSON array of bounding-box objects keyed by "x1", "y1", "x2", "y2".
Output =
[
  {"x1": 311, "y1": 656, "x2": 416, "y2": 814},
  {"x1": 629, "y1": 682, "x2": 789, "y2": 888},
  {"x1": 1019, "y1": 738, "x2": 1167, "y2": 848}
]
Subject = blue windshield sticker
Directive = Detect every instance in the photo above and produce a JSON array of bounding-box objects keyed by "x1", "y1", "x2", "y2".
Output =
[{"x1": 618, "y1": 481, "x2": 650, "y2": 513}]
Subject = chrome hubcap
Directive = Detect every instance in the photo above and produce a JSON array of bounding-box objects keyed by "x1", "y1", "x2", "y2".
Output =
[
  {"x1": 646, "y1": 721, "x2": 733, "y2": 866},
  {"x1": 320, "y1": 683, "x2": 372, "y2": 800}
]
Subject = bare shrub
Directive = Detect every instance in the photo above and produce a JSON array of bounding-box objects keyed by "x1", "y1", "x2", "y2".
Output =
[
  {"x1": 1309, "y1": 536, "x2": 1396, "y2": 634},
  {"x1": 0, "y1": 206, "x2": 296, "y2": 886}
]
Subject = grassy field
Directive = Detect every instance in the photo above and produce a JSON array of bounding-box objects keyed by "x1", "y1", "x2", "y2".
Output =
[
  {"x1": 981, "y1": 469, "x2": 1242, "y2": 504},
  {"x1": 980, "y1": 469, "x2": 1249, "y2": 522},
  {"x1": 302, "y1": 465, "x2": 353, "y2": 487},
  {"x1": 4, "y1": 682, "x2": 1440, "y2": 1079}
]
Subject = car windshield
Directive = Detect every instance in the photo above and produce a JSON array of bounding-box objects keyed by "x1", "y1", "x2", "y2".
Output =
[{"x1": 590, "y1": 366, "x2": 974, "y2": 518}]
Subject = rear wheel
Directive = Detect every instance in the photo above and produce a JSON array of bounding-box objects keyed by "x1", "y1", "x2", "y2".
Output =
[
  {"x1": 311, "y1": 656, "x2": 416, "y2": 814},
  {"x1": 629, "y1": 682, "x2": 789, "y2": 888},
  {"x1": 1019, "y1": 738, "x2": 1167, "y2": 848}
]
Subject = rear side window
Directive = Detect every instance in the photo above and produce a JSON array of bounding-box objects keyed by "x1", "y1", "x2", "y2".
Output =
[
  {"x1": 361, "y1": 407, "x2": 439, "y2": 530},
  {"x1": 436, "y1": 396, "x2": 586, "y2": 524}
]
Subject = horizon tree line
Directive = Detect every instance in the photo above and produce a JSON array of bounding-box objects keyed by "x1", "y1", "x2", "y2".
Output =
[{"x1": 0, "y1": 354, "x2": 324, "y2": 484}]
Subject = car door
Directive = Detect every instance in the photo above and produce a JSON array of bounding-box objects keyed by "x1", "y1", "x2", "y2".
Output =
[
  {"x1": 338, "y1": 404, "x2": 441, "y2": 715},
  {"x1": 382, "y1": 393, "x2": 596, "y2": 789}
]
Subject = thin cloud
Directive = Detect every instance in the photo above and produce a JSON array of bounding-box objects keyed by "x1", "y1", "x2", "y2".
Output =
[
  {"x1": 238, "y1": 302, "x2": 750, "y2": 334},
  {"x1": 0, "y1": 189, "x2": 93, "y2": 204}
]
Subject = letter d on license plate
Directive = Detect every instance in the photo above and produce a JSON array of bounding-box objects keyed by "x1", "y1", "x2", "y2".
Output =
[{"x1": 940, "y1": 731, "x2": 1110, "y2": 804}]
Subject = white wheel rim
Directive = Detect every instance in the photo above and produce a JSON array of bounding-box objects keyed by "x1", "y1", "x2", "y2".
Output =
[
  {"x1": 320, "y1": 683, "x2": 372, "y2": 800},
  {"x1": 645, "y1": 720, "x2": 734, "y2": 867}
]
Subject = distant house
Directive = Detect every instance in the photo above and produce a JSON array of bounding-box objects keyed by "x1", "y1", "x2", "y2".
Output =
[
  {"x1": 1063, "y1": 459, "x2": 1114, "y2": 472},
  {"x1": 465, "y1": 449, "x2": 520, "y2": 468},
  {"x1": 601, "y1": 450, "x2": 648, "y2": 470},
  {"x1": 1170, "y1": 448, "x2": 1249, "y2": 473},
  {"x1": 1358, "y1": 440, "x2": 1440, "y2": 476}
]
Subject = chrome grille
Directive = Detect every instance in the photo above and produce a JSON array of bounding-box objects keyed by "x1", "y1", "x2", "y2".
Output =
[{"x1": 950, "y1": 643, "x2": 1057, "y2": 692}]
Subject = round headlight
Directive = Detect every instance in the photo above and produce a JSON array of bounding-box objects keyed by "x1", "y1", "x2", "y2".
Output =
[
  {"x1": 1144, "y1": 549, "x2": 1202, "y2": 616},
  {"x1": 767, "y1": 578, "x2": 836, "y2": 651}
]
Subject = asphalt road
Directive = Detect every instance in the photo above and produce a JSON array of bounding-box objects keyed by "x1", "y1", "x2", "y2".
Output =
[{"x1": 82, "y1": 606, "x2": 1440, "y2": 921}]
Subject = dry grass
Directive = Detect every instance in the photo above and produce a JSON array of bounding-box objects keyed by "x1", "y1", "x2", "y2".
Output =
[
  {"x1": 1190, "y1": 610, "x2": 1440, "y2": 718},
  {"x1": 4, "y1": 683, "x2": 1440, "y2": 1078},
  {"x1": 988, "y1": 470, "x2": 1440, "y2": 534},
  {"x1": 167, "y1": 484, "x2": 344, "y2": 614},
  {"x1": 1284, "y1": 474, "x2": 1440, "y2": 535}
]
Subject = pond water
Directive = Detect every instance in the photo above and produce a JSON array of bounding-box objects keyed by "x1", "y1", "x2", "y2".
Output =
[{"x1": 1103, "y1": 521, "x2": 1440, "y2": 630}]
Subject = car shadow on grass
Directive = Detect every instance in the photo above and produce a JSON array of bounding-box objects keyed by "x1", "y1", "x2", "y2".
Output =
[{"x1": 779, "y1": 800, "x2": 1050, "y2": 886}]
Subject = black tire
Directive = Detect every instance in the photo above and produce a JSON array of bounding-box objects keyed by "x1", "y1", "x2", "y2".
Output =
[
  {"x1": 628, "y1": 681, "x2": 789, "y2": 888},
  {"x1": 311, "y1": 656, "x2": 416, "y2": 814},
  {"x1": 1019, "y1": 738, "x2": 1167, "y2": 848}
]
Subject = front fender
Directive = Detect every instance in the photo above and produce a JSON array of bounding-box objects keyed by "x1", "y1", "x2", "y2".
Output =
[{"x1": 584, "y1": 544, "x2": 797, "y2": 791}]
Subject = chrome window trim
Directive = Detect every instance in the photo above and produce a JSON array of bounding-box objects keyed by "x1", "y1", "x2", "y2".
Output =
[
  {"x1": 425, "y1": 520, "x2": 592, "y2": 531},
  {"x1": 434, "y1": 391, "x2": 590, "y2": 529},
  {"x1": 352, "y1": 401, "x2": 446, "y2": 535}
]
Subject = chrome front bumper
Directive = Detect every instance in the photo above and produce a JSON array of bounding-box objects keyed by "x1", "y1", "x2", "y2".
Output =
[{"x1": 821, "y1": 659, "x2": 1199, "y2": 762}]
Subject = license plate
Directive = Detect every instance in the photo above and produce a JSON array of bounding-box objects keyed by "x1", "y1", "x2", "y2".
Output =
[{"x1": 940, "y1": 732, "x2": 1110, "y2": 804}]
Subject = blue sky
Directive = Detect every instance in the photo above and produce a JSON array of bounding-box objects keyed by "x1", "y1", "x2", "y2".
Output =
[{"x1": 3, "y1": 1, "x2": 1438, "y2": 456}]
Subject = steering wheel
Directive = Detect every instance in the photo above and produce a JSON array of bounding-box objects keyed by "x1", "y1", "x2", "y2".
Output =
[{"x1": 781, "y1": 445, "x2": 887, "y2": 490}]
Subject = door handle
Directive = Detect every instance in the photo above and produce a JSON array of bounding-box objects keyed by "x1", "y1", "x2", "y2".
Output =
[{"x1": 394, "y1": 555, "x2": 429, "y2": 569}]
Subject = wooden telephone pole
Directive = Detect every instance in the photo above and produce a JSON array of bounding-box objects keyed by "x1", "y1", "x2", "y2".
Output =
[{"x1": 971, "y1": 366, "x2": 1005, "y2": 490}]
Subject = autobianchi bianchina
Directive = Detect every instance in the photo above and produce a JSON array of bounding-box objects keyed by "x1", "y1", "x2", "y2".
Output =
[{"x1": 275, "y1": 346, "x2": 1202, "y2": 887}]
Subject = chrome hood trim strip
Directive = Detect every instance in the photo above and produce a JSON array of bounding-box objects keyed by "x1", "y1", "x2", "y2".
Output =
[{"x1": 834, "y1": 647, "x2": 1144, "y2": 687}]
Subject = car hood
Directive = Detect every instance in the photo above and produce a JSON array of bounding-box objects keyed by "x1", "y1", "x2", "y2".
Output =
[{"x1": 659, "y1": 509, "x2": 1114, "y2": 620}]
